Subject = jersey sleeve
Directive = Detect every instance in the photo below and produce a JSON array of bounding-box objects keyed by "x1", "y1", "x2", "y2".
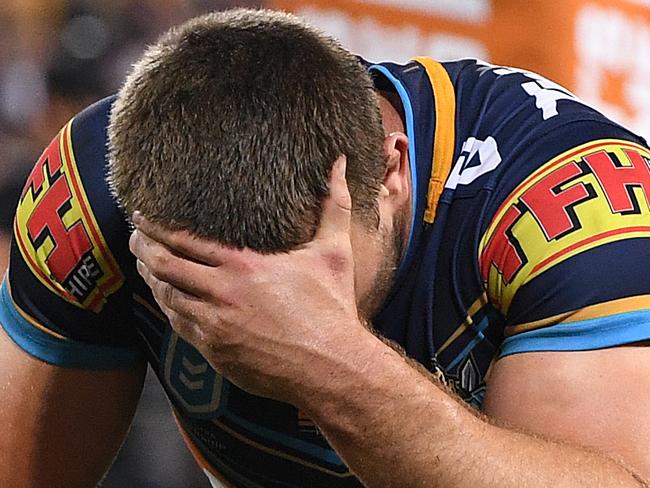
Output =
[
  {"x1": 0, "y1": 97, "x2": 143, "y2": 369},
  {"x1": 479, "y1": 124, "x2": 650, "y2": 357}
]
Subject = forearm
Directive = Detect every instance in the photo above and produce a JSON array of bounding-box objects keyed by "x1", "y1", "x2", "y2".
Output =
[{"x1": 296, "y1": 332, "x2": 646, "y2": 488}]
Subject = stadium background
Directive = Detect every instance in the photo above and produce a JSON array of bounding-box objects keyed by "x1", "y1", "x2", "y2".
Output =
[{"x1": 0, "y1": 0, "x2": 648, "y2": 486}]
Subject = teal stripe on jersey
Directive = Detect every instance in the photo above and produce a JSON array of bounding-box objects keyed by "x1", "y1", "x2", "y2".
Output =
[
  {"x1": 0, "y1": 276, "x2": 142, "y2": 369},
  {"x1": 499, "y1": 308, "x2": 650, "y2": 357}
]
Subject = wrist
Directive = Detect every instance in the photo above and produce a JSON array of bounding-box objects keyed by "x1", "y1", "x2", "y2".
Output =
[
  {"x1": 287, "y1": 322, "x2": 385, "y2": 410},
  {"x1": 296, "y1": 329, "x2": 474, "y2": 438},
  {"x1": 295, "y1": 328, "x2": 416, "y2": 422}
]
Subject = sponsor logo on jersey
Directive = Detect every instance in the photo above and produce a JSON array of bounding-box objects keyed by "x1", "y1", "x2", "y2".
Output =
[
  {"x1": 480, "y1": 139, "x2": 650, "y2": 313},
  {"x1": 14, "y1": 120, "x2": 123, "y2": 312}
]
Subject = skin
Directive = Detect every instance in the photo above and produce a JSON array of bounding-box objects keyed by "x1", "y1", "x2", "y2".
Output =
[
  {"x1": 0, "y1": 231, "x2": 11, "y2": 273},
  {"x1": 129, "y1": 94, "x2": 650, "y2": 486},
  {"x1": 0, "y1": 324, "x2": 146, "y2": 487}
]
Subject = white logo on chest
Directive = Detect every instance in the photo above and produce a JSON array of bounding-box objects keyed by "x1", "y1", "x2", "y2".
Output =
[{"x1": 446, "y1": 136, "x2": 502, "y2": 190}]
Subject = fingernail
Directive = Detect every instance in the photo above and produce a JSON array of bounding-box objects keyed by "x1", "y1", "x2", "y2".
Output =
[
  {"x1": 337, "y1": 156, "x2": 347, "y2": 177},
  {"x1": 136, "y1": 259, "x2": 148, "y2": 280}
]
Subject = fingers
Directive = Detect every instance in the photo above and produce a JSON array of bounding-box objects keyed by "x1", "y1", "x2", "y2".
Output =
[
  {"x1": 136, "y1": 258, "x2": 207, "y2": 342},
  {"x1": 136, "y1": 258, "x2": 200, "y2": 313},
  {"x1": 130, "y1": 228, "x2": 219, "y2": 299},
  {"x1": 132, "y1": 212, "x2": 226, "y2": 266},
  {"x1": 314, "y1": 155, "x2": 352, "y2": 242}
]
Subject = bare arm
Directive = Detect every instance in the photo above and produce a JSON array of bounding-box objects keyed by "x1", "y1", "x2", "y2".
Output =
[
  {"x1": 483, "y1": 347, "x2": 650, "y2": 483},
  {"x1": 296, "y1": 333, "x2": 649, "y2": 487},
  {"x1": 129, "y1": 158, "x2": 650, "y2": 487},
  {"x1": 0, "y1": 325, "x2": 147, "y2": 488},
  {"x1": 131, "y1": 233, "x2": 650, "y2": 487}
]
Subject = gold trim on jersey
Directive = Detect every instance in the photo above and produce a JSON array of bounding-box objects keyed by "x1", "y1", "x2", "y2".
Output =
[
  {"x1": 414, "y1": 57, "x2": 456, "y2": 224},
  {"x1": 506, "y1": 294, "x2": 650, "y2": 337},
  {"x1": 437, "y1": 293, "x2": 488, "y2": 355},
  {"x1": 174, "y1": 411, "x2": 355, "y2": 479},
  {"x1": 174, "y1": 416, "x2": 237, "y2": 488}
]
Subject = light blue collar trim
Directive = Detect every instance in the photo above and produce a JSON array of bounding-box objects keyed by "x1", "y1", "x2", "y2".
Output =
[{"x1": 369, "y1": 65, "x2": 418, "y2": 261}]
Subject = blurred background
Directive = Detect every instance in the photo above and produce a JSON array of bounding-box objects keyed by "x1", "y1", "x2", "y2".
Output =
[{"x1": 0, "y1": 0, "x2": 648, "y2": 486}]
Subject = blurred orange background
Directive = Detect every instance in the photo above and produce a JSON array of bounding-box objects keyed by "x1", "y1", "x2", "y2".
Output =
[{"x1": 272, "y1": 0, "x2": 650, "y2": 140}]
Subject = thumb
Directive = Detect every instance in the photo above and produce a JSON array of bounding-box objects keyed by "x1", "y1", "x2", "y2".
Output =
[{"x1": 314, "y1": 155, "x2": 352, "y2": 242}]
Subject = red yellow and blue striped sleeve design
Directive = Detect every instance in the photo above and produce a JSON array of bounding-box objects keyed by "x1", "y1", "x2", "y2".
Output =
[
  {"x1": 0, "y1": 97, "x2": 142, "y2": 369},
  {"x1": 479, "y1": 138, "x2": 650, "y2": 356}
]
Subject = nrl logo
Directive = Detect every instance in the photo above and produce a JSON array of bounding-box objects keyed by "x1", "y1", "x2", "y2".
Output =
[{"x1": 430, "y1": 354, "x2": 486, "y2": 408}]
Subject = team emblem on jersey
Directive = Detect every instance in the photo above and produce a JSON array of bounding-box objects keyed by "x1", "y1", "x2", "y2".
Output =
[
  {"x1": 435, "y1": 353, "x2": 485, "y2": 409},
  {"x1": 480, "y1": 139, "x2": 650, "y2": 313},
  {"x1": 13, "y1": 120, "x2": 123, "y2": 313}
]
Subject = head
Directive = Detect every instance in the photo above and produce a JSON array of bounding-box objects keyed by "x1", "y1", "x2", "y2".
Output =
[{"x1": 108, "y1": 8, "x2": 411, "y2": 318}]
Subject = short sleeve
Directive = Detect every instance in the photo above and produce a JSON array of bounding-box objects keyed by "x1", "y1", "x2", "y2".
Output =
[
  {"x1": 479, "y1": 136, "x2": 650, "y2": 357},
  {"x1": 0, "y1": 97, "x2": 143, "y2": 369}
]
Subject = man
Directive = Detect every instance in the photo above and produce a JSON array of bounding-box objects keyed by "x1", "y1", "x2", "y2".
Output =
[{"x1": 1, "y1": 8, "x2": 650, "y2": 488}]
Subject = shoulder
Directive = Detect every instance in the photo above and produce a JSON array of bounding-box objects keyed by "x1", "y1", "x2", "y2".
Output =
[
  {"x1": 71, "y1": 95, "x2": 115, "y2": 136},
  {"x1": 0, "y1": 95, "x2": 142, "y2": 366},
  {"x1": 442, "y1": 59, "x2": 648, "y2": 202},
  {"x1": 67, "y1": 95, "x2": 115, "y2": 163},
  {"x1": 12, "y1": 94, "x2": 132, "y2": 314}
]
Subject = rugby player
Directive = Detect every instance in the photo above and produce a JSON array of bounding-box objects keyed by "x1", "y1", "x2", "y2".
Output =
[{"x1": 2, "y1": 8, "x2": 650, "y2": 487}]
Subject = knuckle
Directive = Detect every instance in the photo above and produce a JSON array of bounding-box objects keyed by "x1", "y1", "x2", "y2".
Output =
[
  {"x1": 151, "y1": 249, "x2": 169, "y2": 269},
  {"x1": 166, "y1": 284, "x2": 182, "y2": 310},
  {"x1": 153, "y1": 280, "x2": 173, "y2": 307},
  {"x1": 323, "y1": 249, "x2": 350, "y2": 275},
  {"x1": 209, "y1": 286, "x2": 233, "y2": 306},
  {"x1": 135, "y1": 259, "x2": 148, "y2": 280},
  {"x1": 151, "y1": 284, "x2": 167, "y2": 308},
  {"x1": 128, "y1": 232, "x2": 139, "y2": 254},
  {"x1": 168, "y1": 232, "x2": 186, "y2": 252},
  {"x1": 169, "y1": 313, "x2": 190, "y2": 336},
  {"x1": 234, "y1": 255, "x2": 258, "y2": 275}
]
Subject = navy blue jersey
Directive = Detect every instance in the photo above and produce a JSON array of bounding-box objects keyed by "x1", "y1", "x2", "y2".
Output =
[{"x1": 2, "y1": 58, "x2": 650, "y2": 487}]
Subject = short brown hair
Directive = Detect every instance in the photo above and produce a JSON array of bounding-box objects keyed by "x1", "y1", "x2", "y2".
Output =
[{"x1": 108, "y1": 8, "x2": 385, "y2": 251}]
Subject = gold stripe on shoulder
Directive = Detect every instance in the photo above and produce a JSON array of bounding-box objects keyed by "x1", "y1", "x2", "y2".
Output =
[
  {"x1": 506, "y1": 294, "x2": 650, "y2": 337},
  {"x1": 413, "y1": 57, "x2": 456, "y2": 224}
]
